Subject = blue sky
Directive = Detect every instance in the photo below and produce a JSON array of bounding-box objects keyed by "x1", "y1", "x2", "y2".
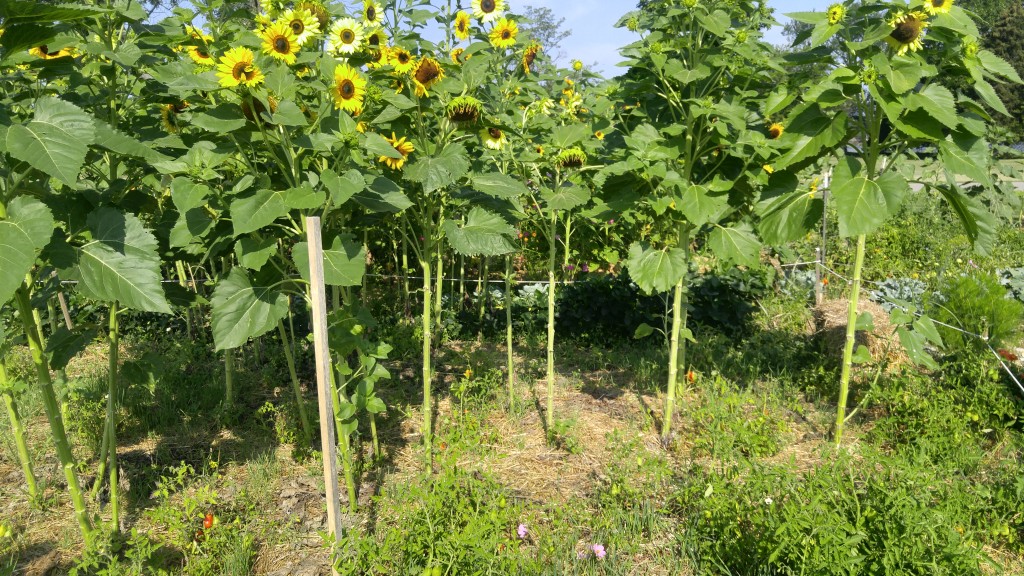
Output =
[{"x1": 519, "y1": 0, "x2": 826, "y2": 76}]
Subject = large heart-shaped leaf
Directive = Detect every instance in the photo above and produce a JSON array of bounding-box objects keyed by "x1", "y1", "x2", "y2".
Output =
[
  {"x1": 442, "y1": 207, "x2": 516, "y2": 257},
  {"x1": 708, "y1": 224, "x2": 760, "y2": 267},
  {"x1": 904, "y1": 84, "x2": 958, "y2": 130},
  {"x1": 774, "y1": 107, "x2": 848, "y2": 170},
  {"x1": 680, "y1": 184, "x2": 729, "y2": 226},
  {"x1": 5, "y1": 97, "x2": 95, "y2": 186},
  {"x1": 404, "y1": 143, "x2": 470, "y2": 193},
  {"x1": 321, "y1": 168, "x2": 363, "y2": 207},
  {"x1": 294, "y1": 234, "x2": 366, "y2": 286},
  {"x1": 831, "y1": 157, "x2": 887, "y2": 237},
  {"x1": 756, "y1": 174, "x2": 823, "y2": 245},
  {"x1": 231, "y1": 189, "x2": 288, "y2": 235},
  {"x1": 354, "y1": 176, "x2": 412, "y2": 213},
  {"x1": 940, "y1": 133, "x2": 991, "y2": 188},
  {"x1": 625, "y1": 243, "x2": 687, "y2": 294},
  {"x1": 74, "y1": 208, "x2": 172, "y2": 313},
  {"x1": 211, "y1": 268, "x2": 289, "y2": 350},
  {"x1": 0, "y1": 196, "x2": 53, "y2": 306},
  {"x1": 541, "y1": 184, "x2": 590, "y2": 211},
  {"x1": 472, "y1": 172, "x2": 529, "y2": 199}
]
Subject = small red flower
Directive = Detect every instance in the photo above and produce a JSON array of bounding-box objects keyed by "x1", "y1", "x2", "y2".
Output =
[{"x1": 997, "y1": 349, "x2": 1018, "y2": 362}]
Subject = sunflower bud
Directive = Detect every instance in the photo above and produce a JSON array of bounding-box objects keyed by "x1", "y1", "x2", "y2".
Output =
[
  {"x1": 446, "y1": 95, "x2": 483, "y2": 126},
  {"x1": 555, "y1": 147, "x2": 587, "y2": 169}
]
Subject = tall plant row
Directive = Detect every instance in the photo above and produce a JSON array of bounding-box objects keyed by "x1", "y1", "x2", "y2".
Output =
[{"x1": 0, "y1": 0, "x2": 1020, "y2": 557}]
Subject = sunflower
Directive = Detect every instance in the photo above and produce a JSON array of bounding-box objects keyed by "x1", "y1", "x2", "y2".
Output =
[
  {"x1": 594, "y1": 130, "x2": 604, "y2": 140},
  {"x1": 489, "y1": 18, "x2": 517, "y2": 49},
  {"x1": 362, "y1": 0, "x2": 383, "y2": 26},
  {"x1": 446, "y1": 95, "x2": 483, "y2": 125},
  {"x1": 472, "y1": 0, "x2": 505, "y2": 23},
  {"x1": 390, "y1": 47, "x2": 416, "y2": 74},
  {"x1": 28, "y1": 44, "x2": 73, "y2": 59},
  {"x1": 332, "y1": 63, "x2": 367, "y2": 113},
  {"x1": 260, "y1": 21, "x2": 300, "y2": 64},
  {"x1": 522, "y1": 43, "x2": 541, "y2": 74},
  {"x1": 922, "y1": 0, "x2": 953, "y2": 16},
  {"x1": 555, "y1": 147, "x2": 586, "y2": 169},
  {"x1": 328, "y1": 17, "x2": 364, "y2": 55},
  {"x1": 826, "y1": 3, "x2": 846, "y2": 26},
  {"x1": 762, "y1": 164, "x2": 774, "y2": 174},
  {"x1": 535, "y1": 144, "x2": 544, "y2": 155},
  {"x1": 187, "y1": 44, "x2": 215, "y2": 66},
  {"x1": 454, "y1": 11, "x2": 472, "y2": 41},
  {"x1": 412, "y1": 57, "x2": 445, "y2": 97},
  {"x1": 280, "y1": 8, "x2": 320, "y2": 46},
  {"x1": 451, "y1": 47, "x2": 466, "y2": 64},
  {"x1": 379, "y1": 132, "x2": 414, "y2": 169},
  {"x1": 767, "y1": 123, "x2": 784, "y2": 139},
  {"x1": 161, "y1": 104, "x2": 180, "y2": 133},
  {"x1": 480, "y1": 127, "x2": 507, "y2": 150},
  {"x1": 216, "y1": 47, "x2": 264, "y2": 88},
  {"x1": 962, "y1": 37, "x2": 979, "y2": 60},
  {"x1": 886, "y1": 10, "x2": 928, "y2": 56},
  {"x1": 571, "y1": 59, "x2": 583, "y2": 71},
  {"x1": 295, "y1": 0, "x2": 330, "y2": 30},
  {"x1": 368, "y1": 45, "x2": 390, "y2": 69},
  {"x1": 365, "y1": 27, "x2": 387, "y2": 50}
]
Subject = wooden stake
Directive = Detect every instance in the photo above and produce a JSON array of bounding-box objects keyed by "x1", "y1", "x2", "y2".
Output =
[{"x1": 305, "y1": 217, "x2": 343, "y2": 576}]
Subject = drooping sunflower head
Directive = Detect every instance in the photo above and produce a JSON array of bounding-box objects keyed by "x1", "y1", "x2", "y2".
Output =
[
  {"x1": 767, "y1": 122, "x2": 784, "y2": 139},
  {"x1": 295, "y1": 0, "x2": 330, "y2": 30},
  {"x1": 826, "y1": 3, "x2": 846, "y2": 26},
  {"x1": 446, "y1": 95, "x2": 483, "y2": 125},
  {"x1": 390, "y1": 46, "x2": 416, "y2": 74},
  {"x1": 216, "y1": 47, "x2": 264, "y2": 88},
  {"x1": 412, "y1": 57, "x2": 445, "y2": 97},
  {"x1": 368, "y1": 44, "x2": 390, "y2": 69},
  {"x1": 29, "y1": 44, "x2": 73, "y2": 59},
  {"x1": 471, "y1": 0, "x2": 506, "y2": 23},
  {"x1": 489, "y1": 18, "x2": 518, "y2": 49},
  {"x1": 522, "y1": 43, "x2": 541, "y2": 74},
  {"x1": 260, "y1": 21, "x2": 300, "y2": 64},
  {"x1": 328, "y1": 18, "x2": 365, "y2": 55},
  {"x1": 363, "y1": 0, "x2": 383, "y2": 26},
  {"x1": 332, "y1": 63, "x2": 367, "y2": 114},
  {"x1": 380, "y1": 132, "x2": 415, "y2": 170},
  {"x1": 451, "y1": 47, "x2": 466, "y2": 64},
  {"x1": 922, "y1": 0, "x2": 953, "y2": 16},
  {"x1": 555, "y1": 147, "x2": 587, "y2": 169},
  {"x1": 480, "y1": 127, "x2": 508, "y2": 150},
  {"x1": 454, "y1": 11, "x2": 472, "y2": 41},
  {"x1": 161, "y1": 104, "x2": 180, "y2": 133},
  {"x1": 280, "y1": 8, "x2": 320, "y2": 47},
  {"x1": 886, "y1": 10, "x2": 928, "y2": 56}
]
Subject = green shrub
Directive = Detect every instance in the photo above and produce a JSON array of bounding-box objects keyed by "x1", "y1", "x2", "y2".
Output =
[{"x1": 930, "y1": 272, "x2": 1023, "y2": 355}]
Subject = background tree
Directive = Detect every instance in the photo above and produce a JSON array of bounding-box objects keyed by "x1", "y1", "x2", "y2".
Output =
[
  {"x1": 985, "y1": 2, "x2": 1024, "y2": 141},
  {"x1": 518, "y1": 5, "x2": 572, "y2": 62}
]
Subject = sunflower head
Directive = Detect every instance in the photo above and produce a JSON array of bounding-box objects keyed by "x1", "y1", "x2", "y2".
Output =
[
  {"x1": 412, "y1": 57, "x2": 445, "y2": 97},
  {"x1": 454, "y1": 11, "x2": 472, "y2": 41},
  {"x1": 767, "y1": 123, "x2": 784, "y2": 139},
  {"x1": 281, "y1": 8, "x2": 320, "y2": 46},
  {"x1": 481, "y1": 127, "x2": 507, "y2": 150},
  {"x1": 962, "y1": 37, "x2": 979, "y2": 60},
  {"x1": 368, "y1": 44, "x2": 391, "y2": 69},
  {"x1": 451, "y1": 47, "x2": 466, "y2": 64},
  {"x1": 295, "y1": 0, "x2": 330, "y2": 30},
  {"x1": 329, "y1": 18, "x2": 365, "y2": 55},
  {"x1": 522, "y1": 43, "x2": 541, "y2": 74},
  {"x1": 365, "y1": 27, "x2": 387, "y2": 50},
  {"x1": 922, "y1": 0, "x2": 953, "y2": 16},
  {"x1": 332, "y1": 63, "x2": 367, "y2": 114},
  {"x1": 886, "y1": 10, "x2": 928, "y2": 56},
  {"x1": 555, "y1": 147, "x2": 587, "y2": 169},
  {"x1": 446, "y1": 95, "x2": 483, "y2": 125},
  {"x1": 363, "y1": 0, "x2": 383, "y2": 25},
  {"x1": 472, "y1": 0, "x2": 506, "y2": 23},
  {"x1": 390, "y1": 47, "x2": 416, "y2": 74},
  {"x1": 186, "y1": 43, "x2": 215, "y2": 66},
  {"x1": 571, "y1": 59, "x2": 583, "y2": 72},
  {"x1": 594, "y1": 130, "x2": 605, "y2": 141},
  {"x1": 241, "y1": 95, "x2": 279, "y2": 124},
  {"x1": 161, "y1": 104, "x2": 180, "y2": 133},
  {"x1": 535, "y1": 144, "x2": 544, "y2": 155},
  {"x1": 29, "y1": 44, "x2": 73, "y2": 59},
  {"x1": 216, "y1": 47, "x2": 264, "y2": 88},
  {"x1": 826, "y1": 3, "x2": 846, "y2": 26},
  {"x1": 380, "y1": 132, "x2": 414, "y2": 170},
  {"x1": 260, "y1": 21, "x2": 300, "y2": 64},
  {"x1": 860, "y1": 65, "x2": 878, "y2": 84},
  {"x1": 489, "y1": 18, "x2": 518, "y2": 49}
]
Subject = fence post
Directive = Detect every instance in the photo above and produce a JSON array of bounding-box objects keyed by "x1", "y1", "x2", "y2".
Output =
[{"x1": 305, "y1": 216, "x2": 343, "y2": 576}]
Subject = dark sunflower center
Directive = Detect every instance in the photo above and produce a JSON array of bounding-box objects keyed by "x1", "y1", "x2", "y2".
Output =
[
  {"x1": 274, "y1": 37, "x2": 289, "y2": 53},
  {"x1": 458, "y1": 21, "x2": 467, "y2": 32},
  {"x1": 196, "y1": 47, "x2": 209, "y2": 58},
  {"x1": 342, "y1": 30, "x2": 355, "y2": 43},
  {"x1": 481, "y1": 0, "x2": 495, "y2": 13},
  {"x1": 932, "y1": 0, "x2": 945, "y2": 6},
  {"x1": 38, "y1": 45, "x2": 50, "y2": 55},
  {"x1": 769, "y1": 126, "x2": 782, "y2": 138},
  {"x1": 891, "y1": 18, "x2": 922, "y2": 44},
  {"x1": 290, "y1": 20, "x2": 304, "y2": 35},
  {"x1": 501, "y1": 29, "x2": 511, "y2": 40},
  {"x1": 340, "y1": 79, "x2": 355, "y2": 98},
  {"x1": 525, "y1": 52, "x2": 535, "y2": 65},
  {"x1": 416, "y1": 61, "x2": 440, "y2": 84},
  {"x1": 398, "y1": 53, "x2": 410, "y2": 63},
  {"x1": 368, "y1": 34, "x2": 380, "y2": 47},
  {"x1": 233, "y1": 61, "x2": 252, "y2": 80},
  {"x1": 367, "y1": 6, "x2": 376, "y2": 20},
  {"x1": 489, "y1": 128, "x2": 501, "y2": 139}
]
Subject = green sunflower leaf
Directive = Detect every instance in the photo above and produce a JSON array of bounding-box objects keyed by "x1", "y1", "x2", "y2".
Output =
[
  {"x1": 72, "y1": 208, "x2": 172, "y2": 314},
  {"x1": 541, "y1": 183, "x2": 590, "y2": 211},
  {"x1": 0, "y1": 196, "x2": 54, "y2": 306},
  {"x1": 404, "y1": 143, "x2": 470, "y2": 193},
  {"x1": 708, "y1": 224, "x2": 760, "y2": 267},
  {"x1": 364, "y1": 132, "x2": 403, "y2": 159},
  {"x1": 904, "y1": 84, "x2": 958, "y2": 130},
  {"x1": 774, "y1": 107, "x2": 848, "y2": 170},
  {"x1": 321, "y1": 168, "x2": 364, "y2": 207},
  {"x1": 441, "y1": 207, "x2": 516, "y2": 257},
  {"x1": 210, "y1": 267, "x2": 289, "y2": 351},
  {"x1": 234, "y1": 236, "x2": 278, "y2": 271},
  {"x1": 933, "y1": 183, "x2": 997, "y2": 256},
  {"x1": 625, "y1": 243, "x2": 687, "y2": 295},
  {"x1": 191, "y1": 104, "x2": 247, "y2": 133},
  {"x1": 471, "y1": 172, "x2": 529, "y2": 199},
  {"x1": 973, "y1": 78, "x2": 1009, "y2": 116},
  {"x1": 5, "y1": 97, "x2": 94, "y2": 187},
  {"x1": 294, "y1": 234, "x2": 365, "y2": 286},
  {"x1": 170, "y1": 177, "x2": 210, "y2": 213},
  {"x1": 831, "y1": 156, "x2": 886, "y2": 237},
  {"x1": 550, "y1": 124, "x2": 591, "y2": 149},
  {"x1": 940, "y1": 133, "x2": 991, "y2": 188},
  {"x1": 354, "y1": 176, "x2": 412, "y2": 213},
  {"x1": 756, "y1": 174, "x2": 823, "y2": 246},
  {"x1": 977, "y1": 50, "x2": 1022, "y2": 84},
  {"x1": 231, "y1": 189, "x2": 288, "y2": 235},
  {"x1": 679, "y1": 184, "x2": 729, "y2": 226}
]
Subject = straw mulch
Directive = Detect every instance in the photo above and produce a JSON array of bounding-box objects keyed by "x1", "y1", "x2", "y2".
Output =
[{"x1": 813, "y1": 296, "x2": 908, "y2": 368}]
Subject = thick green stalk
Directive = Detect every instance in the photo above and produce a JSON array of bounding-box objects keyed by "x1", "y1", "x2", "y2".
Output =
[
  {"x1": 369, "y1": 412, "x2": 380, "y2": 461},
  {"x1": 14, "y1": 284, "x2": 93, "y2": 539},
  {"x1": 277, "y1": 320, "x2": 314, "y2": 446},
  {"x1": 434, "y1": 246, "x2": 444, "y2": 336},
  {"x1": 224, "y1": 348, "x2": 234, "y2": 410},
  {"x1": 545, "y1": 212, "x2": 558, "y2": 431},
  {"x1": 458, "y1": 254, "x2": 466, "y2": 312},
  {"x1": 662, "y1": 225, "x2": 691, "y2": 440},
  {"x1": 835, "y1": 234, "x2": 867, "y2": 446},
  {"x1": 91, "y1": 428, "x2": 109, "y2": 499},
  {"x1": 328, "y1": 367, "x2": 358, "y2": 511},
  {"x1": 505, "y1": 256, "x2": 515, "y2": 409},
  {"x1": 477, "y1": 257, "x2": 489, "y2": 334},
  {"x1": 105, "y1": 302, "x2": 120, "y2": 532},
  {"x1": 1, "y1": 359, "x2": 40, "y2": 502},
  {"x1": 421, "y1": 256, "x2": 434, "y2": 468},
  {"x1": 401, "y1": 233, "x2": 410, "y2": 317}
]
